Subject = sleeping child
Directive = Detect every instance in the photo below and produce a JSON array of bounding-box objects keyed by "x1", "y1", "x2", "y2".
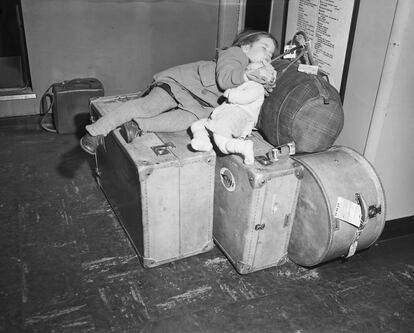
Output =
[{"x1": 190, "y1": 62, "x2": 272, "y2": 164}]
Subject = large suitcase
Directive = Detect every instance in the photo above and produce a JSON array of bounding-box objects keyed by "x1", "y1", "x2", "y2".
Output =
[
  {"x1": 90, "y1": 94, "x2": 216, "y2": 267},
  {"x1": 213, "y1": 132, "x2": 304, "y2": 274},
  {"x1": 288, "y1": 146, "x2": 386, "y2": 267}
]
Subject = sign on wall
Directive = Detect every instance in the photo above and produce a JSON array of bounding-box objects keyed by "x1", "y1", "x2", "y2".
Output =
[{"x1": 285, "y1": 0, "x2": 359, "y2": 97}]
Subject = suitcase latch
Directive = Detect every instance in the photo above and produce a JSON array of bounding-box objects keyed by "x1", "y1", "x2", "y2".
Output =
[
  {"x1": 115, "y1": 93, "x2": 142, "y2": 103},
  {"x1": 255, "y1": 155, "x2": 273, "y2": 166},
  {"x1": 151, "y1": 142, "x2": 175, "y2": 156},
  {"x1": 368, "y1": 204, "x2": 382, "y2": 218}
]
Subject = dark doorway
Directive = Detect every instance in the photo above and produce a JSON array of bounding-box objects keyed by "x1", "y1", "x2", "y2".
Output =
[
  {"x1": 0, "y1": 0, "x2": 31, "y2": 91},
  {"x1": 244, "y1": 0, "x2": 273, "y2": 31}
]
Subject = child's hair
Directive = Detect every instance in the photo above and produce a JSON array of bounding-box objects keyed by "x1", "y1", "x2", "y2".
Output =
[{"x1": 232, "y1": 30, "x2": 279, "y2": 56}]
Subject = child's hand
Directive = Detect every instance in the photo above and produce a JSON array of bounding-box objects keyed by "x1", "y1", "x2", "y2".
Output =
[
  {"x1": 263, "y1": 82, "x2": 275, "y2": 96},
  {"x1": 245, "y1": 62, "x2": 277, "y2": 86},
  {"x1": 262, "y1": 63, "x2": 276, "y2": 96},
  {"x1": 245, "y1": 67, "x2": 267, "y2": 84}
]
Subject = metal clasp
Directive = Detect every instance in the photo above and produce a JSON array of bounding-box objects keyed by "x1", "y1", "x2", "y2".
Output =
[
  {"x1": 151, "y1": 142, "x2": 175, "y2": 156},
  {"x1": 368, "y1": 205, "x2": 382, "y2": 219},
  {"x1": 267, "y1": 142, "x2": 295, "y2": 162},
  {"x1": 255, "y1": 155, "x2": 273, "y2": 166}
]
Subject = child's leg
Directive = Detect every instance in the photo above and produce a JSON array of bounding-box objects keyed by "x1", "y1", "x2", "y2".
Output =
[
  {"x1": 190, "y1": 119, "x2": 213, "y2": 151},
  {"x1": 213, "y1": 133, "x2": 255, "y2": 164},
  {"x1": 137, "y1": 109, "x2": 198, "y2": 132},
  {"x1": 86, "y1": 87, "x2": 177, "y2": 136}
]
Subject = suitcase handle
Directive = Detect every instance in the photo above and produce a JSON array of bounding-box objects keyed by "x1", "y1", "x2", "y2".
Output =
[
  {"x1": 255, "y1": 142, "x2": 295, "y2": 166},
  {"x1": 271, "y1": 31, "x2": 314, "y2": 65},
  {"x1": 312, "y1": 75, "x2": 330, "y2": 104},
  {"x1": 271, "y1": 31, "x2": 315, "y2": 83},
  {"x1": 39, "y1": 83, "x2": 58, "y2": 133},
  {"x1": 266, "y1": 142, "x2": 295, "y2": 162}
]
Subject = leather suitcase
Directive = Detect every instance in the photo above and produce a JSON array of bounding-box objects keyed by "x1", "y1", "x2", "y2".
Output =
[
  {"x1": 213, "y1": 132, "x2": 304, "y2": 274},
  {"x1": 52, "y1": 78, "x2": 104, "y2": 134},
  {"x1": 288, "y1": 146, "x2": 386, "y2": 267},
  {"x1": 90, "y1": 94, "x2": 215, "y2": 268}
]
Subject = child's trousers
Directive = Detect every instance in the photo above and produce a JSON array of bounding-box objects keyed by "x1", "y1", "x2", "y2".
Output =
[{"x1": 86, "y1": 87, "x2": 198, "y2": 136}]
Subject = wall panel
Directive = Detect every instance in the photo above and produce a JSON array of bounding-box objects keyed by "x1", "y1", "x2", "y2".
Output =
[{"x1": 11, "y1": 0, "x2": 219, "y2": 115}]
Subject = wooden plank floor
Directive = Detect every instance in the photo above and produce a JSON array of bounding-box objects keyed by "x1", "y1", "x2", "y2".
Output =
[{"x1": 1, "y1": 118, "x2": 413, "y2": 332}]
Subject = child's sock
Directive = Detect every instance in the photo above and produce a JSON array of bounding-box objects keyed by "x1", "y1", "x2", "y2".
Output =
[
  {"x1": 225, "y1": 139, "x2": 254, "y2": 164},
  {"x1": 241, "y1": 140, "x2": 254, "y2": 164},
  {"x1": 191, "y1": 138, "x2": 213, "y2": 151},
  {"x1": 190, "y1": 119, "x2": 212, "y2": 151}
]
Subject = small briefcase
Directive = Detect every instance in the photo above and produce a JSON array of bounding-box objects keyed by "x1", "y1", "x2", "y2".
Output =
[{"x1": 40, "y1": 78, "x2": 104, "y2": 134}]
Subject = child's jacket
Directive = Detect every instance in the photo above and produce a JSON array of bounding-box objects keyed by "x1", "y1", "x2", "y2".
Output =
[{"x1": 153, "y1": 47, "x2": 249, "y2": 119}]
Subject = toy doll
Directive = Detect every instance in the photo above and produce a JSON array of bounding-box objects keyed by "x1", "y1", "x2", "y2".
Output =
[{"x1": 190, "y1": 62, "x2": 271, "y2": 164}]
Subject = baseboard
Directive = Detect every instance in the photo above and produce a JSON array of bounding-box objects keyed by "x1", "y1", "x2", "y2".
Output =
[{"x1": 379, "y1": 215, "x2": 414, "y2": 241}]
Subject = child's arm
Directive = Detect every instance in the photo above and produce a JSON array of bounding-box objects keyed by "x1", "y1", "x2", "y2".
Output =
[
  {"x1": 215, "y1": 47, "x2": 276, "y2": 93},
  {"x1": 215, "y1": 47, "x2": 249, "y2": 90},
  {"x1": 245, "y1": 62, "x2": 277, "y2": 86}
]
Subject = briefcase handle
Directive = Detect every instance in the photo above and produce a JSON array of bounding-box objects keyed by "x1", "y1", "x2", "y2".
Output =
[
  {"x1": 63, "y1": 78, "x2": 103, "y2": 90},
  {"x1": 39, "y1": 83, "x2": 57, "y2": 133}
]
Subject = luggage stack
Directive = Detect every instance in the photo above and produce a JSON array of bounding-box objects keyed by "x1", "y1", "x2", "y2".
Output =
[
  {"x1": 211, "y1": 132, "x2": 385, "y2": 272},
  {"x1": 90, "y1": 78, "x2": 385, "y2": 273},
  {"x1": 256, "y1": 37, "x2": 386, "y2": 267}
]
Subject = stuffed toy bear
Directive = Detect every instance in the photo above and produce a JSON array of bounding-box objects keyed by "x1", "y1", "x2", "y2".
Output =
[{"x1": 190, "y1": 63, "x2": 270, "y2": 164}]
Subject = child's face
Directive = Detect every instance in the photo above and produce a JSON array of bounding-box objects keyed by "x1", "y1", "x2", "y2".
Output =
[{"x1": 242, "y1": 37, "x2": 275, "y2": 64}]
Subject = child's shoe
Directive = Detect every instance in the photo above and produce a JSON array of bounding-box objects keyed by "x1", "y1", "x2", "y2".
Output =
[
  {"x1": 80, "y1": 133, "x2": 103, "y2": 155},
  {"x1": 121, "y1": 120, "x2": 142, "y2": 143}
]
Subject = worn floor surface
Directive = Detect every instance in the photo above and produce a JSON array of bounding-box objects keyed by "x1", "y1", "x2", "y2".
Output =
[{"x1": 0, "y1": 118, "x2": 413, "y2": 332}]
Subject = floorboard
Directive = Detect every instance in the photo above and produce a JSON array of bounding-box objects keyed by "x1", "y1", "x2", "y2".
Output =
[{"x1": 0, "y1": 121, "x2": 413, "y2": 333}]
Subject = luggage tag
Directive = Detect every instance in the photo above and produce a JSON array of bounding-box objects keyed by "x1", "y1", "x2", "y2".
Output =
[
  {"x1": 337, "y1": 193, "x2": 370, "y2": 259},
  {"x1": 283, "y1": 45, "x2": 297, "y2": 59},
  {"x1": 298, "y1": 64, "x2": 319, "y2": 75},
  {"x1": 334, "y1": 197, "x2": 362, "y2": 228}
]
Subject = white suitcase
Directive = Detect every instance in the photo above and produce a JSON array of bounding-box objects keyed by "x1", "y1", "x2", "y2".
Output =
[
  {"x1": 213, "y1": 132, "x2": 304, "y2": 274},
  {"x1": 90, "y1": 94, "x2": 216, "y2": 267}
]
